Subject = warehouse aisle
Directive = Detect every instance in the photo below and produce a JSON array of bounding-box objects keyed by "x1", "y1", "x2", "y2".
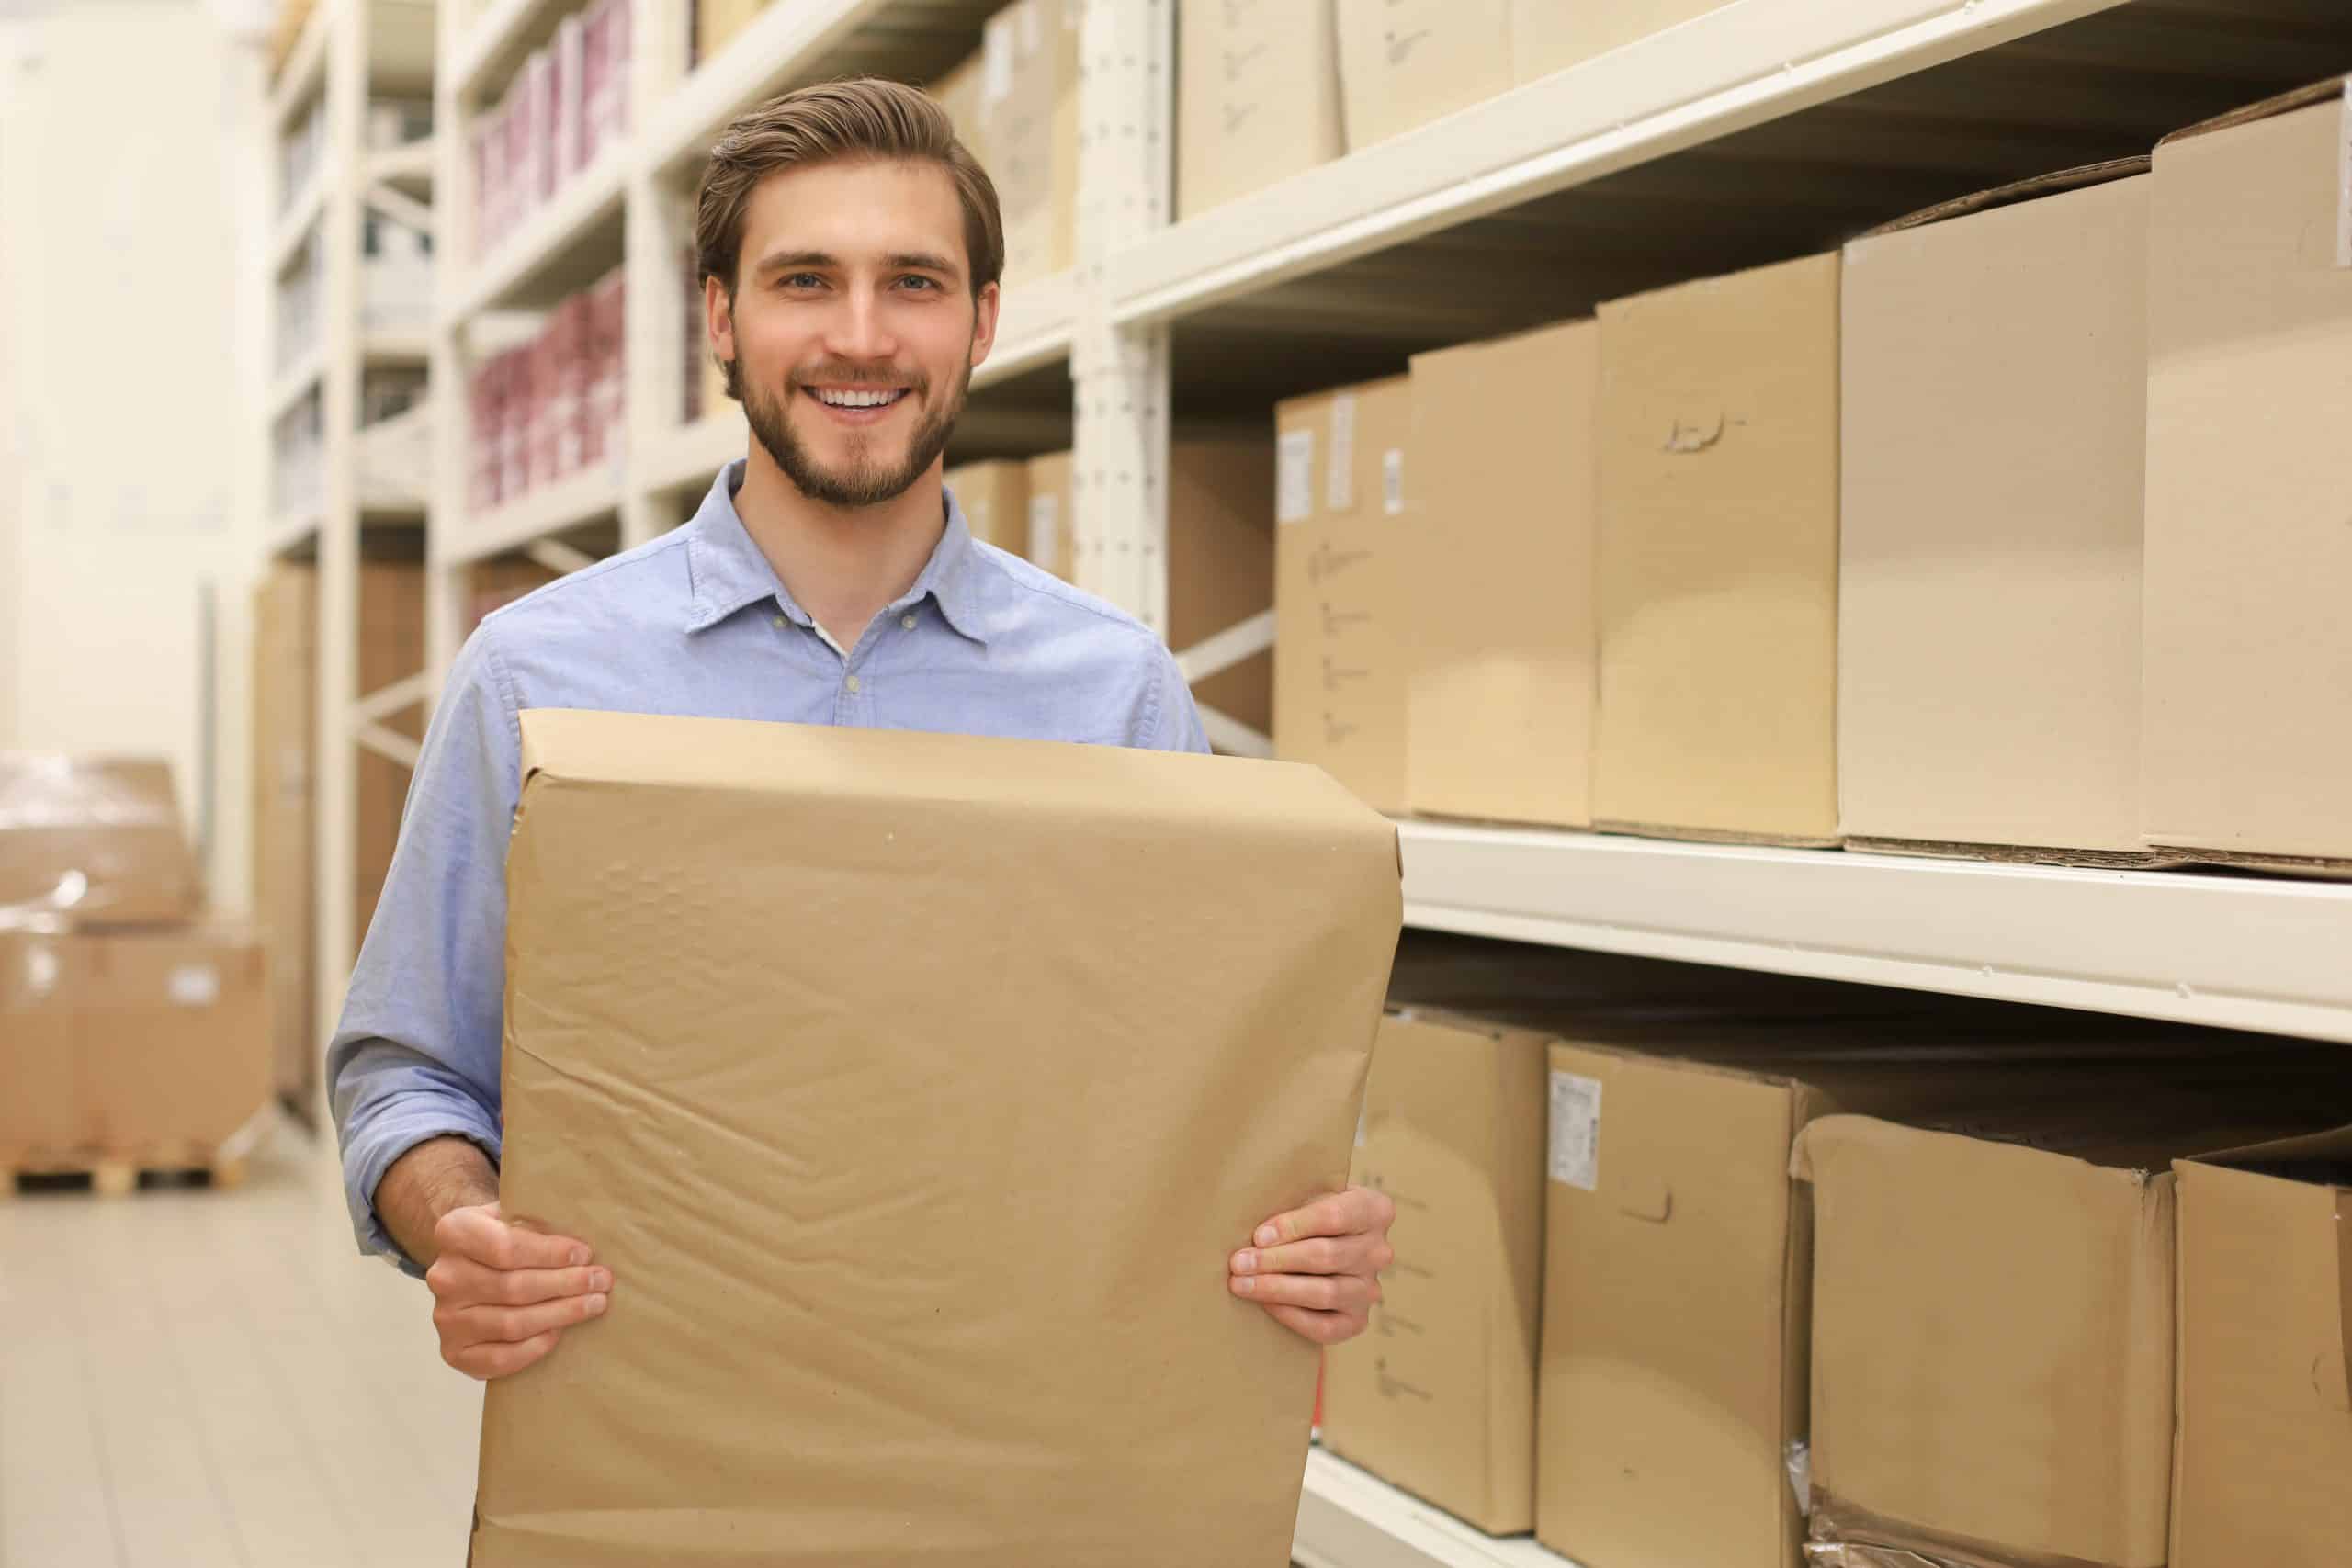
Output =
[{"x1": 0, "y1": 1122, "x2": 483, "y2": 1567}]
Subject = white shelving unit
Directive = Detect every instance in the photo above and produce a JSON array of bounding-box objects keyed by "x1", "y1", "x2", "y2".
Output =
[
  {"x1": 390, "y1": 0, "x2": 2352, "y2": 1561},
  {"x1": 258, "y1": 0, "x2": 439, "y2": 1050}
]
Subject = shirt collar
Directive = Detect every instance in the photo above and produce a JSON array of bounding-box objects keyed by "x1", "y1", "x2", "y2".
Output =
[{"x1": 682, "y1": 460, "x2": 994, "y2": 645}]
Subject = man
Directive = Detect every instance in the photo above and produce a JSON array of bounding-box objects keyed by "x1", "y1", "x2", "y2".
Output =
[{"x1": 329, "y1": 78, "x2": 1396, "y2": 1383}]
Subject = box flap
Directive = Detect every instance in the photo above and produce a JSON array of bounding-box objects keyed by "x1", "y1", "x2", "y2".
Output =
[
  {"x1": 2157, "y1": 73, "x2": 2349, "y2": 148},
  {"x1": 1856, "y1": 156, "x2": 2149, "y2": 240},
  {"x1": 2182, "y1": 1121, "x2": 2352, "y2": 1170}
]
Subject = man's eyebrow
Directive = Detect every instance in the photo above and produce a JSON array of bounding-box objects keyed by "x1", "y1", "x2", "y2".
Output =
[
  {"x1": 887, "y1": 252, "x2": 961, "y2": 277},
  {"x1": 752, "y1": 249, "x2": 840, "y2": 275}
]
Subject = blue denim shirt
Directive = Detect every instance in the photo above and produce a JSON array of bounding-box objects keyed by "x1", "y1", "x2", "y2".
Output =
[{"x1": 329, "y1": 461, "x2": 1209, "y2": 1268}]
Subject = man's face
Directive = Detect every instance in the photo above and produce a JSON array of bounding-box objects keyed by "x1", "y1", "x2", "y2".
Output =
[{"x1": 713, "y1": 157, "x2": 998, "y2": 509}]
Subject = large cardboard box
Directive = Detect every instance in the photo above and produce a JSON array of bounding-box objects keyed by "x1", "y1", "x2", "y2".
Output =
[
  {"x1": 1169, "y1": 439, "x2": 1277, "y2": 741},
  {"x1": 1408, "y1": 320, "x2": 1598, "y2": 827},
  {"x1": 980, "y1": 0, "x2": 1080, "y2": 285},
  {"x1": 1794, "y1": 1082, "x2": 2352, "y2": 1568},
  {"x1": 253, "y1": 566, "x2": 319, "y2": 1113},
  {"x1": 356, "y1": 563, "x2": 425, "y2": 950},
  {"x1": 1273, "y1": 376, "x2": 1411, "y2": 813},
  {"x1": 0, "y1": 926, "x2": 270, "y2": 1159},
  {"x1": 472, "y1": 711, "x2": 1400, "y2": 1567},
  {"x1": 1594, "y1": 254, "x2": 1841, "y2": 845},
  {"x1": 694, "y1": 0, "x2": 764, "y2": 64},
  {"x1": 1024, "y1": 448, "x2": 1074, "y2": 581},
  {"x1": 1335, "y1": 0, "x2": 1513, "y2": 151},
  {"x1": 945, "y1": 458, "x2": 1032, "y2": 557},
  {"x1": 2170, "y1": 1126, "x2": 2352, "y2": 1568},
  {"x1": 0, "y1": 755, "x2": 200, "y2": 926},
  {"x1": 2143, "y1": 82, "x2": 2352, "y2": 868},
  {"x1": 1840, "y1": 166, "x2": 2153, "y2": 861},
  {"x1": 929, "y1": 48, "x2": 988, "y2": 154},
  {"x1": 1510, "y1": 0, "x2": 1734, "y2": 84},
  {"x1": 1321, "y1": 1009, "x2": 1550, "y2": 1533},
  {"x1": 1177, "y1": 0, "x2": 1345, "y2": 220}
]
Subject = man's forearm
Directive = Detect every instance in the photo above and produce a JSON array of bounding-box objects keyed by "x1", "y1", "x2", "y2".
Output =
[{"x1": 377, "y1": 1136, "x2": 500, "y2": 1269}]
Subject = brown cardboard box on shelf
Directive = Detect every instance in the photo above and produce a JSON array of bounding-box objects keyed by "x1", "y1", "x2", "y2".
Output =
[
  {"x1": 1024, "y1": 448, "x2": 1074, "y2": 580},
  {"x1": 0, "y1": 925, "x2": 270, "y2": 1160},
  {"x1": 356, "y1": 564, "x2": 425, "y2": 952},
  {"x1": 1335, "y1": 0, "x2": 1513, "y2": 151},
  {"x1": 0, "y1": 755, "x2": 200, "y2": 927},
  {"x1": 1510, "y1": 0, "x2": 1734, "y2": 84},
  {"x1": 1794, "y1": 1072, "x2": 2352, "y2": 1568},
  {"x1": 981, "y1": 0, "x2": 1080, "y2": 286},
  {"x1": 2143, "y1": 80, "x2": 2352, "y2": 870},
  {"x1": 470, "y1": 710, "x2": 1400, "y2": 1568},
  {"x1": 947, "y1": 458, "x2": 1033, "y2": 558},
  {"x1": 1594, "y1": 254, "x2": 1841, "y2": 845},
  {"x1": 469, "y1": 557, "x2": 565, "y2": 636},
  {"x1": 1273, "y1": 376, "x2": 1411, "y2": 813},
  {"x1": 1169, "y1": 438, "x2": 1277, "y2": 743},
  {"x1": 2170, "y1": 1124, "x2": 2352, "y2": 1568},
  {"x1": 253, "y1": 566, "x2": 319, "y2": 1113},
  {"x1": 693, "y1": 0, "x2": 765, "y2": 66},
  {"x1": 1320, "y1": 1009, "x2": 1551, "y2": 1533},
  {"x1": 1177, "y1": 0, "x2": 1345, "y2": 220},
  {"x1": 1840, "y1": 164, "x2": 2155, "y2": 863},
  {"x1": 929, "y1": 48, "x2": 988, "y2": 153},
  {"x1": 1408, "y1": 320, "x2": 1598, "y2": 828}
]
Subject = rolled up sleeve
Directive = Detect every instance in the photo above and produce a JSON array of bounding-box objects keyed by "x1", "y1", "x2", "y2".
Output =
[{"x1": 327, "y1": 624, "x2": 522, "y2": 1273}]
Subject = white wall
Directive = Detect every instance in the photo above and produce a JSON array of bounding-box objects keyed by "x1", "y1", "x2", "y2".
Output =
[{"x1": 0, "y1": 0, "x2": 268, "y2": 914}]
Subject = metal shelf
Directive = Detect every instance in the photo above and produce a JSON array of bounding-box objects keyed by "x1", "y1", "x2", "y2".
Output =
[
  {"x1": 442, "y1": 140, "x2": 627, "y2": 323},
  {"x1": 1398, "y1": 821, "x2": 2352, "y2": 1045},
  {"x1": 365, "y1": 137, "x2": 435, "y2": 196},
  {"x1": 435, "y1": 463, "x2": 623, "y2": 567},
  {"x1": 1107, "y1": 0, "x2": 2124, "y2": 329},
  {"x1": 363, "y1": 329, "x2": 433, "y2": 366},
  {"x1": 1295, "y1": 1450, "x2": 1578, "y2": 1568},
  {"x1": 638, "y1": 411, "x2": 743, "y2": 498},
  {"x1": 270, "y1": 176, "x2": 329, "y2": 276},
  {"x1": 977, "y1": 268, "x2": 1079, "y2": 389},
  {"x1": 268, "y1": 0, "x2": 335, "y2": 127},
  {"x1": 449, "y1": 0, "x2": 561, "y2": 102},
  {"x1": 266, "y1": 345, "x2": 327, "y2": 423}
]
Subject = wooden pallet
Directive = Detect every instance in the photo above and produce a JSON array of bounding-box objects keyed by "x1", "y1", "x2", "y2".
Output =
[{"x1": 2, "y1": 1152, "x2": 249, "y2": 1199}]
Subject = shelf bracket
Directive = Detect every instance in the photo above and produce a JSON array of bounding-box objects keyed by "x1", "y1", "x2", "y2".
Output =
[
  {"x1": 364, "y1": 182, "x2": 436, "y2": 241},
  {"x1": 1174, "y1": 608, "x2": 1275, "y2": 686}
]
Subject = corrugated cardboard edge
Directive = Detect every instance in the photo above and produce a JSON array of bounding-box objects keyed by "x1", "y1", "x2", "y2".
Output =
[
  {"x1": 1599, "y1": 818, "x2": 1842, "y2": 852},
  {"x1": 1847, "y1": 837, "x2": 2186, "y2": 871},
  {"x1": 2155, "y1": 73, "x2": 2349, "y2": 149},
  {"x1": 1809, "y1": 1488, "x2": 2132, "y2": 1568},
  {"x1": 2177, "y1": 1121, "x2": 2352, "y2": 1398},
  {"x1": 2142, "y1": 844, "x2": 2352, "y2": 882},
  {"x1": 1855, "y1": 156, "x2": 2151, "y2": 241}
]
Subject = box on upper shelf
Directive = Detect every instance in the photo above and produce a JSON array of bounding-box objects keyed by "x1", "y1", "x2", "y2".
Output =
[
  {"x1": 1839, "y1": 162, "x2": 2158, "y2": 864},
  {"x1": 1177, "y1": 0, "x2": 1345, "y2": 220},
  {"x1": 0, "y1": 755, "x2": 200, "y2": 928},
  {"x1": 1594, "y1": 253, "x2": 1841, "y2": 846},
  {"x1": 1335, "y1": 0, "x2": 1513, "y2": 151},
  {"x1": 980, "y1": 0, "x2": 1080, "y2": 286},
  {"x1": 1510, "y1": 0, "x2": 1735, "y2": 84},
  {"x1": 1273, "y1": 375, "x2": 1411, "y2": 815},
  {"x1": 2141, "y1": 78, "x2": 2352, "y2": 872}
]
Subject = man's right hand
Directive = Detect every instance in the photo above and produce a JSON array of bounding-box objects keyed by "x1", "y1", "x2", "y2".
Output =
[{"x1": 424, "y1": 1201, "x2": 611, "y2": 1380}]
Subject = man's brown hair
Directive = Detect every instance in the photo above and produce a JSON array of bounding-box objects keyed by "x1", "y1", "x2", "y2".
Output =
[{"x1": 695, "y1": 76, "x2": 1005, "y2": 304}]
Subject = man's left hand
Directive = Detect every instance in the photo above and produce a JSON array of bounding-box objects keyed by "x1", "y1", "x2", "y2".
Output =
[{"x1": 1228, "y1": 1185, "x2": 1397, "y2": 1345}]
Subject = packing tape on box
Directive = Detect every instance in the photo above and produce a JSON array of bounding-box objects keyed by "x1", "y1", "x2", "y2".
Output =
[{"x1": 1807, "y1": 1491, "x2": 2128, "y2": 1568}]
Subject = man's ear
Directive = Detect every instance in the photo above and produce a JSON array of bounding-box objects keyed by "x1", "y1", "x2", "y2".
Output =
[
  {"x1": 968, "y1": 280, "x2": 1001, "y2": 370},
  {"x1": 704, "y1": 274, "x2": 735, "y2": 366}
]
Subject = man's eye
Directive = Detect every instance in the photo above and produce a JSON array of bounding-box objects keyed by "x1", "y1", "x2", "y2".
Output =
[
  {"x1": 897, "y1": 275, "x2": 939, "y2": 292},
  {"x1": 780, "y1": 273, "x2": 823, "y2": 289}
]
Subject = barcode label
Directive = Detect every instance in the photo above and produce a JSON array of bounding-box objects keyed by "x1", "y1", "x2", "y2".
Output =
[
  {"x1": 169, "y1": 964, "x2": 220, "y2": 1008},
  {"x1": 1549, "y1": 1071, "x2": 1601, "y2": 1190},
  {"x1": 1327, "y1": 394, "x2": 1357, "y2": 513},
  {"x1": 1277, "y1": 429, "x2": 1315, "y2": 524},
  {"x1": 1382, "y1": 449, "x2": 1405, "y2": 516}
]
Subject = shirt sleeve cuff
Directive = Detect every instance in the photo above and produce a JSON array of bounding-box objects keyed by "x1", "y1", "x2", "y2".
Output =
[{"x1": 343, "y1": 1110, "x2": 504, "y2": 1279}]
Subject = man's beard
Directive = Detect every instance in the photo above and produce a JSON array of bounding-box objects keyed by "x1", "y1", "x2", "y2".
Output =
[{"x1": 743, "y1": 354, "x2": 969, "y2": 509}]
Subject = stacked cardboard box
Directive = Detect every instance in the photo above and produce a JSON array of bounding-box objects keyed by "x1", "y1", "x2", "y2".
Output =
[
  {"x1": 1274, "y1": 376, "x2": 1411, "y2": 813},
  {"x1": 468, "y1": 556, "x2": 565, "y2": 636},
  {"x1": 468, "y1": 265, "x2": 625, "y2": 514},
  {"x1": 1335, "y1": 0, "x2": 1512, "y2": 151},
  {"x1": 1023, "y1": 450, "x2": 1073, "y2": 580},
  {"x1": 0, "y1": 756, "x2": 270, "y2": 1166},
  {"x1": 693, "y1": 0, "x2": 766, "y2": 67},
  {"x1": 1839, "y1": 164, "x2": 2154, "y2": 862},
  {"x1": 1177, "y1": 0, "x2": 1345, "y2": 219},
  {"x1": 1510, "y1": 0, "x2": 1734, "y2": 83},
  {"x1": 979, "y1": 0, "x2": 1080, "y2": 284},
  {"x1": 944, "y1": 459, "x2": 1032, "y2": 557},
  {"x1": 470, "y1": 0, "x2": 630, "y2": 262},
  {"x1": 2140, "y1": 80, "x2": 2352, "y2": 869}
]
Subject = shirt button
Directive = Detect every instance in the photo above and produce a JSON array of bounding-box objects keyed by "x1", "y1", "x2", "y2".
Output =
[
  {"x1": 900, "y1": 614, "x2": 917, "y2": 630},
  {"x1": 771, "y1": 615, "x2": 786, "y2": 628},
  {"x1": 845, "y1": 675, "x2": 862, "y2": 694}
]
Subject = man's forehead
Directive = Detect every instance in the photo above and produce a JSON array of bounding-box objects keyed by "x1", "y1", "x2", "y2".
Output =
[{"x1": 742, "y1": 158, "x2": 966, "y2": 255}]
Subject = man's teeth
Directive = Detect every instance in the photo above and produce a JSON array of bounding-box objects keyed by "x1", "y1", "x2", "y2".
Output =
[{"x1": 814, "y1": 389, "x2": 904, "y2": 408}]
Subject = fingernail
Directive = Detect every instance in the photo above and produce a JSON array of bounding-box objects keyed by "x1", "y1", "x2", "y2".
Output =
[
  {"x1": 1231, "y1": 1275, "x2": 1255, "y2": 1296},
  {"x1": 569, "y1": 1247, "x2": 589, "y2": 1267},
  {"x1": 1255, "y1": 1224, "x2": 1277, "y2": 1247},
  {"x1": 587, "y1": 1293, "x2": 608, "y2": 1315},
  {"x1": 1232, "y1": 1250, "x2": 1256, "y2": 1274},
  {"x1": 590, "y1": 1269, "x2": 613, "y2": 1292}
]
